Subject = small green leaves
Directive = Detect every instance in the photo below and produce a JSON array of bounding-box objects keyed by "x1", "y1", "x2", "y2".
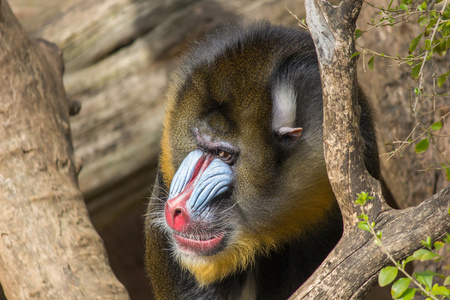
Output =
[
  {"x1": 418, "y1": 0, "x2": 427, "y2": 11},
  {"x1": 399, "y1": 3, "x2": 409, "y2": 11},
  {"x1": 431, "y1": 284, "x2": 450, "y2": 298},
  {"x1": 414, "y1": 87, "x2": 421, "y2": 95},
  {"x1": 430, "y1": 121, "x2": 442, "y2": 131},
  {"x1": 376, "y1": 230, "x2": 382, "y2": 240},
  {"x1": 444, "y1": 276, "x2": 450, "y2": 286},
  {"x1": 406, "y1": 249, "x2": 439, "y2": 263},
  {"x1": 446, "y1": 166, "x2": 450, "y2": 181},
  {"x1": 355, "y1": 29, "x2": 363, "y2": 39},
  {"x1": 437, "y1": 71, "x2": 450, "y2": 88},
  {"x1": 351, "y1": 52, "x2": 361, "y2": 58},
  {"x1": 414, "y1": 270, "x2": 443, "y2": 290},
  {"x1": 409, "y1": 33, "x2": 423, "y2": 53},
  {"x1": 379, "y1": 266, "x2": 398, "y2": 287},
  {"x1": 358, "y1": 221, "x2": 371, "y2": 232},
  {"x1": 368, "y1": 56, "x2": 375, "y2": 71},
  {"x1": 434, "y1": 241, "x2": 444, "y2": 251},
  {"x1": 391, "y1": 277, "x2": 411, "y2": 298},
  {"x1": 355, "y1": 192, "x2": 374, "y2": 206},
  {"x1": 415, "y1": 138, "x2": 429, "y2": 154},
  {"x1": 411, "y1": 64, "x2": 421, "y2": 79},
  {"x1": 357, "y1": 214, "x2": 368, "y2": 221},
  {"x1": 444, "y1": 233, "x2": 450, "y2": 244},
  {"x1": 421, "y1": 236, "x2": 432, "y2": 249},
  {"x1": 396, "y1": 288, "x2": 416, "y2": 300}
]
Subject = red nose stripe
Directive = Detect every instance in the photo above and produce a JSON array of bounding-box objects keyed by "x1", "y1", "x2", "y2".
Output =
[{"x1": 165, "y1": 153, "x2": 214, "y2": 232}]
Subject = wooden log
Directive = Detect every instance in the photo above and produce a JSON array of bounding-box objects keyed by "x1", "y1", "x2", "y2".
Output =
[{"x1": 0, "y1": 0, "x2": 129, "y2": 298}]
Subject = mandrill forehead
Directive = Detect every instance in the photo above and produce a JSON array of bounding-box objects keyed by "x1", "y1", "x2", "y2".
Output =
[{"x1": 180, "y1": 66, "x2": 275, "y2": 139}]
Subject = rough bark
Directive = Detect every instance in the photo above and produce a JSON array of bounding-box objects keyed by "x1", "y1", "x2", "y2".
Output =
[
  {"x1": 289, "y1": 0, "x2": 450, "y2": 299},
  {"x1": 0, "y1": 0, "x2": 129, "y2": 298}
]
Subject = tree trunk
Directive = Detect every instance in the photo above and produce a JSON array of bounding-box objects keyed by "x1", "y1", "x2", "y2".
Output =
[
  {"x1": 288, "y1": 0, "x2": 450, "y2": 298},
  {"x1": 0, "y1": 0, "x2": 129, "y2": 298}
]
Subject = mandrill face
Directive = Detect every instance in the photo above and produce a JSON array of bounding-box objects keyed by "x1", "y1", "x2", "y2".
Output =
[
  {"x1": 152, "y1": 23, "x2": 335, "y2": 286},
  {"x1": 146, "y1": 22, "x2": 377, "y2": 300}
]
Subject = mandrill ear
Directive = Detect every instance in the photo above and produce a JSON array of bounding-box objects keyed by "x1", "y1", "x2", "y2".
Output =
[
  {"x1": 271, "y1": 80, "x2": 302, "y2": 144},
  {"x1": 275, "y1": 127, "x2": 303, "y2": 144}
]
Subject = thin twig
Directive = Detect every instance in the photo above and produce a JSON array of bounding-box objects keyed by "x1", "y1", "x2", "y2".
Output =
[{"x1": 412, "y1": 0, "x2": 449, "y2": 115}]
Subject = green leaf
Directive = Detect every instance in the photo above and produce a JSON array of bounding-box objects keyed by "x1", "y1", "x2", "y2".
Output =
[
  {"x1": 420, "y1": 250, "x2": 439, "y2": 261},
  {"x1": 397, "y1": 288, "x2": 416, "y2": 300},
  {"x1": 392, "y1": 277, "x2": 411, "y2": 298},
  {"x1": 434, "y1": 241, "x2": 445, "y2": 251},
  {"x1": 387, "y1": 0, "x2": 394, "y2": 9},
  {"x1": 414, "y1": 270, "x2": 441, "y2": 290},
  {"x1": 418, "y1": 16, "x2": 428, "y2": 27},
  {"x1": 355, "y1": 29, "x2": 363, "y2": 39},
  {"x1": 419, "y1": 0, "x2": 427, "y2": 11},
  {"x1": 409, "y1": 33, "x2": 423, "y2": 53},
  {"x1": 444, "y1": 276, "x2": 450, "y2": 286},
  {"x1": 430, "y1": 121, "x2": 443, "y2": 131},
  {"x1": 411, "y1": 64, "x2": 421, "y2": 79},
  {"x1": 431, "y1": 284, "x2": 450, "y2": 297},
  {"x1": 379, "y1": 266, "x2": 398, "y2": 287},
  {"x1": 376, "y1": 230, "x2": 382, "y2": 240},
  {"x1": 437, "y1": 71, "x2": 450, "y2": 88},
  {"x1": 405, "y1": 248, "x2": 441, "y2": 263},
  {"x1": 415, "y1": 138, "x2": 429, "y2": 154},
  {"x1": 355, "y1": 192, "x2": 373, "y2": 206},
  {"x1": 368, "y1": 56, "x2": 375, "y2": 71},
  {"x1": 358, "y1": 221, "x2": 371, "y2": 232},
  {"x1": 444, "y1": 7, "x2": 450, "y2": 19},
  {"x1": 421, "y1": 236, "x2": 432, "y2": 249},
  {"x1": 357, "y1": 214, "x2": 369, "y2": 221},
  {"x1": 446, "y1": 166, "x2": 450, "y2": 181},
  {"x1": 444, "y1": 233, "x2": 450, "y2": 244},
  {"x1": 351, "y1": 52, "x2": 361, "y2": 58}
]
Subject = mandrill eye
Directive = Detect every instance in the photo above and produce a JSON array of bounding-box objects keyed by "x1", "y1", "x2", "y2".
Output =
[{"x1": 217, "y1": 150, "x2": 233, "y2": 163}]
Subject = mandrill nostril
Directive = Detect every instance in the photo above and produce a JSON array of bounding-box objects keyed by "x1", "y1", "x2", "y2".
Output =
[{"x1": 174, "y1": 208, "x2": 183, "y2": 217}]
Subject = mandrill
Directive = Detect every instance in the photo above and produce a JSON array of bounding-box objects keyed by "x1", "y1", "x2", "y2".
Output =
[{"x1": 145, "y1": 22, "x2": 380, "y2": 300}]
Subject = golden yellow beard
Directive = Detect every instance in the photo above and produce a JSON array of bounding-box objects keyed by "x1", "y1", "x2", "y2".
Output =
[
  {"x1": 177, "y1": 231, "x2": 276, "y2": 286},
  {"x1": 175, "y1": 191, "x2": 336, "y2": 286}
]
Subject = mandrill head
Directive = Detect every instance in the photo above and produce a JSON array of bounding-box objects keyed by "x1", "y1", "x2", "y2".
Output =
[{"x1": 151, "y1": 22, "x2": 336, "y2": 286}]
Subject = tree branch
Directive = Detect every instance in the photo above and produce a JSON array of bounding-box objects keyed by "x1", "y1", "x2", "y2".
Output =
[
  {"x1": 306, "y1": 0, "x2": 383, "y2": 228},
  {"x1": 288, "y1": 0, "x2": 450, "y2": 298},
  {"x1": 0, "y1": 0, "x2": 129, "y2": 298},
  {"x1": 290, "y1": 186, "x2": 450, "y2": 299}
]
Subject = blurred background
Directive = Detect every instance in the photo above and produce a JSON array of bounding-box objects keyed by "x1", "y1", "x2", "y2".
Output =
[{"x1": 6, "y1": 0, "x2": 449, "y2": 299}]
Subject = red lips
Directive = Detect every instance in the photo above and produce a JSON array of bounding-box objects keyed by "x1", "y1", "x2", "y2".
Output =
[{"x1": 173, "y1": 231, "x2": 225, "y2": 255}]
